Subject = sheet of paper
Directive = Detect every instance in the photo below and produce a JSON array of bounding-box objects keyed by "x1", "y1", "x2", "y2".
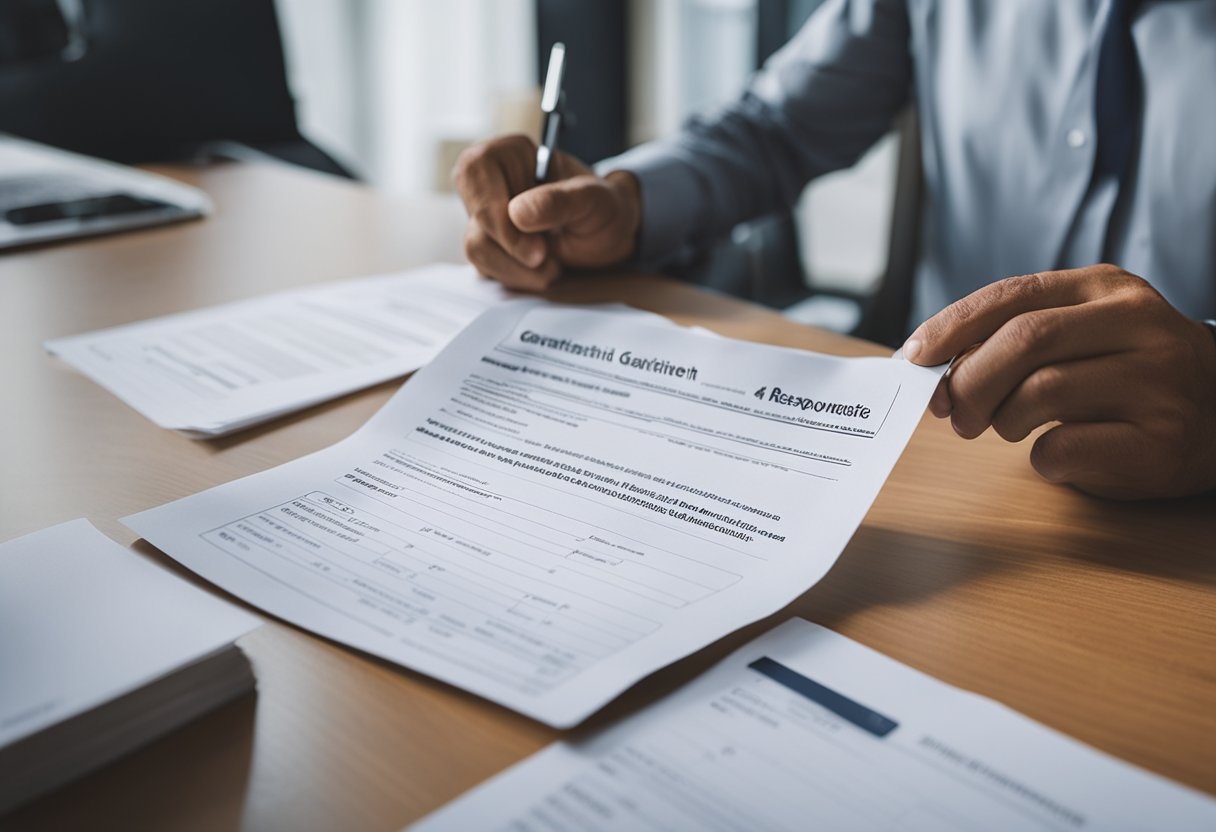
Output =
[
  {"x1": 45, "y1": 264, "x2": 509, "y2": 437},
  {"x1": 0, "y1": 519, "x2": 261, "y2": 748},
  {"x1": 413, "y1": 618, "x2": 1216, "y2": 831},
  {"x1": 124, "y1": 300, "x2": 942, "y2": 726}
]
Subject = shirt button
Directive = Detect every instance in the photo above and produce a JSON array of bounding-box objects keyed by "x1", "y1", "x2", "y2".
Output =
[{"x1": 1067, "y1": 128, "x2": 1087, "y2": 149}]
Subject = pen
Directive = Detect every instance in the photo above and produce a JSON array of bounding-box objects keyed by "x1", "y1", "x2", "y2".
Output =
[{"x1": 535, "y1": 42, "x2": 567, "y2": 183}]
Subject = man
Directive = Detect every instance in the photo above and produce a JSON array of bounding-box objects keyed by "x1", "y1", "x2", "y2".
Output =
[{"x1": 454, "y1": 0, "x2": 1216, "y2": 500}]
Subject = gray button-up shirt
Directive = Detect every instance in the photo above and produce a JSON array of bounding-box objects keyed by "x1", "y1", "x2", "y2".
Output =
[{"x1": 607, "y1": 0, "x2": 1216, "y2": 327}]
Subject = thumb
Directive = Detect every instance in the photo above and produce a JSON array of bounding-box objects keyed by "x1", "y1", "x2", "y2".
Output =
[{"x1": 507, "y1": 176, "x2": 609, "y2": 234}]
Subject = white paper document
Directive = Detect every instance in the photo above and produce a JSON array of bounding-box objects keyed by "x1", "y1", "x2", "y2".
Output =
[
  {"x1": 124, "y1": 301, "x2": 941, "y2": 726},
  {"x1": 45, "y1": 264, "x2": 509, "y2": 437},
  {"x1": 413, "y1": 618, "x2": 1216, "y2": 831},
  {"x1": 0, "y1": 519, "x2": 261, "y2": 750}
]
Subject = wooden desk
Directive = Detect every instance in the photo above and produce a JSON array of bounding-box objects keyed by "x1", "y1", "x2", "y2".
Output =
[{"x1": 2, "y1": 163, "x2": 1213, "y2": 831}]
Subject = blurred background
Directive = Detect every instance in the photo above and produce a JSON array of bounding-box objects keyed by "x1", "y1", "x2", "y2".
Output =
[
  {"x1": 2, "y1": 0, "x2": 911, "y2": 338},
  {"x1": 277, "y1": 0, "x2": 899, "y2": 332}
]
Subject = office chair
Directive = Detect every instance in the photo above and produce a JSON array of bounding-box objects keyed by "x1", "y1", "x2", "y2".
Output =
[
  {"x1": 0, "y1": 0, "x2": 353, "y2": 178},
  {"x1": 852, "y1": 106, "x2": 921, "y2": 346}
]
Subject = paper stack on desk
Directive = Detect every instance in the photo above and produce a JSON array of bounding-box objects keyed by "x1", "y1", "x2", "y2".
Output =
[
  {"x1": 45, "y1": 264, "x2": 509, "y2": 438},
  {"x1": 0, "y1": 520, "x2": 261, "y2": 813},
  {"x1": 124, "y1": 300, "x2": 944, "y2": 727}
]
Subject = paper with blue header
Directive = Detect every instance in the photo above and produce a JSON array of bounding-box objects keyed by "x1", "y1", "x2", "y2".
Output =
[{"x1": 413, "y1": 619, "x2": 1216, "y2": 830}]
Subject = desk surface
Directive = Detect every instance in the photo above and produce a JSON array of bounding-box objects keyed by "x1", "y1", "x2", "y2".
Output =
[{"x1": 2, "y1": 162, "x2": 1213, "y2": 831}]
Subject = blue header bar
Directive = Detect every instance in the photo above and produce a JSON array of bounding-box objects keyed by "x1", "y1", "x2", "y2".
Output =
[{"x1": 748, "y1": 656, "x2": 899, "y2": 738}]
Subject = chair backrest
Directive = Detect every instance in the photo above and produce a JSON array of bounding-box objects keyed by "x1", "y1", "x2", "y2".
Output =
[
  {"x1": 761, "y1": 0, "x2": 924, "y2": 346},
  {"x1": 853, "y1": 106, "x2": 923, "y2": 346},
  {"x1": 0, "y1": 0, "x2": 302, "y2": 164}
]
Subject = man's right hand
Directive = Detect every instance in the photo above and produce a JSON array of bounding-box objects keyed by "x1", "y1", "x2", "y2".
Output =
[{"x1": 453, "y1": 134, "x2": 642, "y2": 291}]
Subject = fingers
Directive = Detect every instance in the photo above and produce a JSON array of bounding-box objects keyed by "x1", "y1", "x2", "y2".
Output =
[
  {"x1": 454, "y1": 135, "x2": 550, "y2": 273},
  {"x1": 928, "y1": 377, "x2": 951, "y2": 418},
  {"x1": 463, "y1": 220, "x2": 560, "y2": 292},
  {"x1": 1030, "y1": 422, "x2": 1151, "y2": 499},
  {"x1": 908, "y1": 264, "x2": 1216, "y2": 498},
  {"x1": 471, "y1": 204, "x2": 547, "y2": 268},
  {"x1": 453, "y1": 134, "x2": 539, "y2": 198},
  {"x1": 989, "y1": 356, "x2": 1132, "y2": 442},
  {"x1": 454, "y1": 135, "x2": 614, "y2": 284},
  {"x1": 506, "y1": 172, "x2": 641, "y2": 269},
  {"x1": 929, "y1": 343, "x2": 983, "y2": 418},
  {"x1": 904, "y1": 270, "x2": 1092, "y2": 366},
  {"x1": 944, "y1": 302, "x2": 1133, "y2": 438},
  {"x1": 1031, "y1": 421, "x2": 1210, "y2": 499},
  {"x1": 508, "y1": 176, "x2": 617, "y2": 236}
]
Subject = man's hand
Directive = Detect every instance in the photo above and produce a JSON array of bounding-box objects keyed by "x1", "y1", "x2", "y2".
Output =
[
  {"x1": 453, "y1": 134, "x2": 642, "y2": 291},
  {"x1": 903, "y1": 265, "x2": 1216, "y2": 499}
]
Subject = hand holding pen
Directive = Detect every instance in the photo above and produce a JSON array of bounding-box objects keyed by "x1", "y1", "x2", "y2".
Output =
[{"x1": 453, "y1": 42, "x2": 641, "y2": 292}]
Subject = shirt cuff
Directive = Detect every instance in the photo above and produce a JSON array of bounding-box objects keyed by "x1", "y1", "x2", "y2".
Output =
[{"x1": 596, "y1": 142, "x2": 705, "y2": 269}]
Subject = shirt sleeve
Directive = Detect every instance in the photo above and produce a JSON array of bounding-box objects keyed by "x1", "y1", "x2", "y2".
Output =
[{"x1": 598, "y1": 0, "x2": 913, "y2": 267}]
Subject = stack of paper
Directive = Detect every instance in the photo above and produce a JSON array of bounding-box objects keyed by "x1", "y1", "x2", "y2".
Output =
[
  {"x1": 45, "y1": 264, "x2": 509, "y2": 437},
  {"x1": 413, "y1": 619, "x2": 1216, "y2": 830},
  {"x1": 124, "y1": 300, "x2": 943, "y2": 727},
  {"x1": 0, "y1": 520, "x2": 261, "y2": 812}
]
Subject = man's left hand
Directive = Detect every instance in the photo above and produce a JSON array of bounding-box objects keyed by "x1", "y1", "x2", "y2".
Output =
[{"x1": 903, "y1": 265, "x2": 1216, "y2": 499}]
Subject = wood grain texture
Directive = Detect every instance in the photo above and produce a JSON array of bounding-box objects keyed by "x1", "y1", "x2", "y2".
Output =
[{"x1": 1, "y1": 163, "x2": 1212, "y2": 831}]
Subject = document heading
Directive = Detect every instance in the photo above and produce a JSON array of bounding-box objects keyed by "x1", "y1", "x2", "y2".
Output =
[{"x1": 519, "y1": 330, "x2": 699, "y2": 381}]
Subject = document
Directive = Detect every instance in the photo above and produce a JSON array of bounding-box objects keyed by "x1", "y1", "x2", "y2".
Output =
[
  {"x1": 413, "y1": 618, "x2": 1216, "y2": 831},
  {"x1": 45, "y1": 264, "x2": 509, "y2": 437},
  {"x1": 124, "y1": 301, "x2": 942, "y2": 726}
]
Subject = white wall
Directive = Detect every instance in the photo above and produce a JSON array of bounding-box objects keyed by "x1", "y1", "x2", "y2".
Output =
[
  {"x1": 274, "y1": 0, "x2": 364, "y2": 172},
  {"x1": 275, "y1": 0, "x2": 536, "y2": 193},
  {"x1": 628, "y1": 0, "x2": 754, "y2": 145}
]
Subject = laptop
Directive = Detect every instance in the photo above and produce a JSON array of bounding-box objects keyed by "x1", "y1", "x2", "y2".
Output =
[{"x1": 0, "y1": 134, "x2": 211, "y2": 250}]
